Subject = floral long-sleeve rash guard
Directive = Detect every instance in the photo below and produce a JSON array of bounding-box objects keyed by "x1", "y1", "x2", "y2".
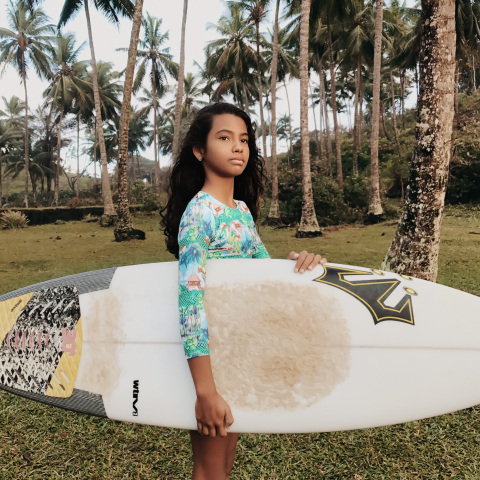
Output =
[{"x1": 178, "y1": 191, "x2": 270, "y2": 359}]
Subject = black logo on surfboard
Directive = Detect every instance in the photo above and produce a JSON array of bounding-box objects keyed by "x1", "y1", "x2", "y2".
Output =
[
  {"x1": 314, "y1": 265, "x2": 415, "y2": 325},
  {"x1": 132, "y1": 380, "x2": 139, "y2": 416}
]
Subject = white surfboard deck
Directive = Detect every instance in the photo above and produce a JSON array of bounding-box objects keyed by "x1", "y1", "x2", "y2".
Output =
[{"x1": 1, "y1": 259, "x2": 480, "y2": 433}]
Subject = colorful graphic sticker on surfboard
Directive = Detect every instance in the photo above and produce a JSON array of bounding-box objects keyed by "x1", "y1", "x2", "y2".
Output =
[
  {"x1": 0, "y1": 287, "x2": 82, "y2": 398},
  {"x1": 314, "y1": 265, "x2": 415, "y2": 325}
]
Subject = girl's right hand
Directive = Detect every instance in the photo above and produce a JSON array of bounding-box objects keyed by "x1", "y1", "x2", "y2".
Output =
[{"x1": 195, "y1": 391, "x2": 234, "y2": 437}]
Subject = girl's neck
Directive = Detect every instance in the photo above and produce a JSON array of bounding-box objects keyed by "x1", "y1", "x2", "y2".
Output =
[{"x1": 201, "y1": 178, "x2": 235, "y2": 208}]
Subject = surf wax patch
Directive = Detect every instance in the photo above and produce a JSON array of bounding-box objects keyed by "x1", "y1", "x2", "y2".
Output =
[
  {"x1": 206, "y1": 282, "x2": 351, "y2": 411},
  {"x1": 0, "y1": 288, "x2": 82, "y2": 398}
]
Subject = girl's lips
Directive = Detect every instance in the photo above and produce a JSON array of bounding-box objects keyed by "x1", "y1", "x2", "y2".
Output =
[{"x1": 230, "y1": 158, "x2": 245, "y2": 164}]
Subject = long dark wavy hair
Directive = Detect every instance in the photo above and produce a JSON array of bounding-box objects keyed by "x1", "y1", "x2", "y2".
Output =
[{"x1": 160, "y1": 103, "x2": 266, "y2": 258}]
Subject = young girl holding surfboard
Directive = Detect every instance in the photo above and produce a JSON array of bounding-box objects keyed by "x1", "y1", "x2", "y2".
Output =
[{"x1": 162, "y1": 102, "x2": 326, "y2": 480}]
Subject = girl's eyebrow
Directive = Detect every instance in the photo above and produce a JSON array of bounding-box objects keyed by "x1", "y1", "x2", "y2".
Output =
[{"x1": 215, "y1": 129, "x2": 248, "y2": 136}]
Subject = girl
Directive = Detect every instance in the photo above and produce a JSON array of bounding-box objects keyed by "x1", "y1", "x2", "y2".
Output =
[{"x1": 162, "y1": 103, "x2": 326, "y2": 480}]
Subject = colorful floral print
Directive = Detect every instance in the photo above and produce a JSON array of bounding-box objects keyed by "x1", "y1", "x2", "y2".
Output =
[{"x1": 178, "y1": 191, "x2": 270, "y2": 359}]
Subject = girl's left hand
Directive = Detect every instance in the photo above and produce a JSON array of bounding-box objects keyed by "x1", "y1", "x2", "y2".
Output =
[{"x1": 288, "y1": 250, "x2": 327, "y2": 273}]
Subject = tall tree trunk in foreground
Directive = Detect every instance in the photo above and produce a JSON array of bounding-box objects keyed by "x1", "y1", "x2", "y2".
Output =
[
  {"x1": 296, "y1": 0, "x2": 321, "y2": 238},
  {"x1": 326, "y1": 19, "x2": 343, "y2": 186},
  {"x1": 84, "y1": 0, "x2": 116, "y2": 225},
  {"x1": 114, "y1": 0, "x2": 146, "y2": 242},
  {"x1": 382, "y1": 0, "x2": 456, "y2": 282},
  {"x1": 172, "y1": 0, "x2": 188, "y2": 159},
  {"x1": 366, "y1": 0, "x2": 385, "y2": 224},
  {"x1": 266, "y1": 0, "x2": 281, "y2": 222}
]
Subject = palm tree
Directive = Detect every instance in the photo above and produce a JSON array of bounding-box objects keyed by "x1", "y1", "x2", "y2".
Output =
[
  {"x1": 0, "y1": 95, "x2": 26, "y2": 128},
  {"x1": 58, "y1": 0, "x2": 134, "y2": 225},
  {"x1": 235, "y1": 0, "x2": 269, "y2": 162},
  {"x1": 382, "y1": 0, "x2": 456, "y2": 282},
  {"x1": 205, "y1": 2, "x2": 257, "y2": 110},
  {"x1": 82, "y1": 61, "x2": 122, "y2": 186},
  {"x1": 172, "y1": 0, "x2": 188, "y2": 158},
  {"x1": 128, "y1": 12, "x2": 177, "y2": 192},
  {"x1": 0, "y1": 0, "x2": 54, "y2": 207},
  {"x1": 0, "y1": 119, "x2": 23, "y2": 205},
  {"x1": 365, "y1": 0, "x2": 386, "y2": 223},
  {"x1": 43, "y1": 33, "x2": 90, "y2": 206},
  {"x1": 114, "y1": 0, "x2": 145, "y2": 242},
  {"x1": 296, "y1": 0, "x2": 321, "y2": 238}
]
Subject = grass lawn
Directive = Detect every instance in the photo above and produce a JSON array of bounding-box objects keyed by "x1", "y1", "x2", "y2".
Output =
[{"x1": 1, "y1": 206, "x2": 480, "y2": 479}]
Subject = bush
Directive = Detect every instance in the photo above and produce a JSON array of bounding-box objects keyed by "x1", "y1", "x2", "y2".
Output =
[
  {"x1": 279, "y1": 174, "x2": 361, "y2": 226},
  {"x1": 0, "y1": 210, "x2": 29, "y2": 229},
  {"x1": 131, "y1": 180, "x2": 161, "y2": 212},
  {"x1": 67, "y1": 197, "x2": 84, "y2": 208}
]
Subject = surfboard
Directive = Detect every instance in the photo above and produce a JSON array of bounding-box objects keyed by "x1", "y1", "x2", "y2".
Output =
[{"x1": 1, "y1": 259, "x2": 480, "y2": 433}]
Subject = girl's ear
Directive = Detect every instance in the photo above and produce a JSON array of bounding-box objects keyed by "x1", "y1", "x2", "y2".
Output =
[{"x1": 192, "y1": 146, "x2": 205, "y2": 161}]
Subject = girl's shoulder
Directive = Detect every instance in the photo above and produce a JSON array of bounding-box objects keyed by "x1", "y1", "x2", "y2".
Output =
[{"x1": 181, "y1": 191, "x2": 216, "y2": 223}]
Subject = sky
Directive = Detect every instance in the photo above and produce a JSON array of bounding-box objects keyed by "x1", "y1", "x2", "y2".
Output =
[{"x1": 0, "y1": 0, "x2": 415, "y2": 176}]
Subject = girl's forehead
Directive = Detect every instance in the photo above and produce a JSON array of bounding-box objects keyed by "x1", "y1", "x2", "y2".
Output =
[{"x1": 210, "y1": 114, "x2": 248, "y2": 134}]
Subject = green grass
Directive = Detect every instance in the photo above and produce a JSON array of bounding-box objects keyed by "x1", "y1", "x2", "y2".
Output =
[{"x1": 1, "y1": 207, "x2": 480, "y2": 479}]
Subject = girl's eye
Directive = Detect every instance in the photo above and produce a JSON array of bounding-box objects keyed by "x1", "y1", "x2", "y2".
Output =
[
  {"x1": 220, "y1": 136, "x2": 228, "y2": 141},
  {"x1": 241, "y1": 139, "x2": 248, "y2": 143}
]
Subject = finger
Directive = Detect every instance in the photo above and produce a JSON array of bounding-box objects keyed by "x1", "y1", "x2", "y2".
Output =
[
  {"x1": 320, "y1": 256, "x2": 327, "y2": 264},
  {"x1": 298, "y1": 252, "x2": 315, "y2": 273},
  {"x1": 287, "y1": 251, "x2": 299, "y2": 260},
  {"x1": 197, "y1": 421, "x2": 203, "y2": 434},
  {"x1": 202, "y1": 425, "x2": 209, "y2": 436},
  {"x1": 307, "y1": 254, "x2": 323, "y2": 270},
  {"x1": 217, "y1": 423, "x2": 228, "y2": 437},
  {"x1": 225, "y1": 408, "x2": 234, "y2": 428},
  {"x1": 294, "y1": 250, "x2": 308, "y2": 272}
]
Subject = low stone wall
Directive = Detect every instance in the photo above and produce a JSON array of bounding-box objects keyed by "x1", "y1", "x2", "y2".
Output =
[{"x1": 0, "y1": 206, "x2": 142, "y2": 226}]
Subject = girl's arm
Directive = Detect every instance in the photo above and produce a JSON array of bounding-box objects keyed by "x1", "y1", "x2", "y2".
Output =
[{"x1": 188, "y1": 355, "x2": 234, "y2": 437}]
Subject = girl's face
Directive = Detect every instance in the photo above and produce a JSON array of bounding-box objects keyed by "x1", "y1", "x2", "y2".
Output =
[{"x1": 194, "y1": 114, "x2": 249, "y2": 179}]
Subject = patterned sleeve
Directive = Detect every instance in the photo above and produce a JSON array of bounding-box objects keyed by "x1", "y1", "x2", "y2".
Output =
[
  {"x1": 178, "y1": 201, "x2": 215, "y2": 359},
  {"x1": 247, "y1": 212, "x2": 270, "y2": 259}
]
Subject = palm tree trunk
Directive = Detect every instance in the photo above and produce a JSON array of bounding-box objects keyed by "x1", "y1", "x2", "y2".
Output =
[
  {"x1": 76, "y1": 114, "x2": 80, "y2": 199},
  {"x1": 152, "y1": 64, "x2": 161, "y2": 193},
  {"x1": 308, "y1": 80, "x2": 322, "y2": 172},
  {"x1": 352, "y1": 60, "x2": 361, "y2": 177},
  {"x1": 472, "y1": 54, "x2": 476, "y2": 91},
  {"x1": 114, "y1": 0, "x2": 145, "y2": 242},
  {"x1": 454, "y1": 62, "x2": 459, "y2": 117},
  {"x1": 358, "y1": 71, "x2": 364, "y2": 148},
  {"x1": 84, "y1": 0, "x2": 116, "y2": 223},
  {"x1": 21, "y1": 54, "x2": 29, "y2": 208},
  {"x1": 173, "y1": 0, "x2": 188, "y2": 159},
  {"x1": 380, "y1": 100, "x2": 391, "y2": 141},
  {"x1": 266, "y1": 0, "x2": 281, "y2": 222},
  {"x1": 283, "y1": 79, "x2": 293, "y2": 153},
  {"x1": 366, "y1": 0, "x2": 385, "y2": 223},
  {"x1": 319, "y1": 68, "x2": 332, "y2": 177},
  {"x1": 297, "y1": 0, "x2": 321, "y2": 238},
  {"x1": 54, "y1": 111, "x2": 62, "y2": 207},
  {"x1": 255, "y1": 18, "x2": 268, "y2": 160},
  {"x1": 326, "y1": 19, "x2": 343, "y2": 186},
  {"x1": 400, "y1": 69, "x2": 406, "y2": 127},
  {"x1": 390, "y1": 71, "x2": 399, "y2": 144},
  {"x1": 382, "y1": 0, "x2": 455, "y2": 282}
]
